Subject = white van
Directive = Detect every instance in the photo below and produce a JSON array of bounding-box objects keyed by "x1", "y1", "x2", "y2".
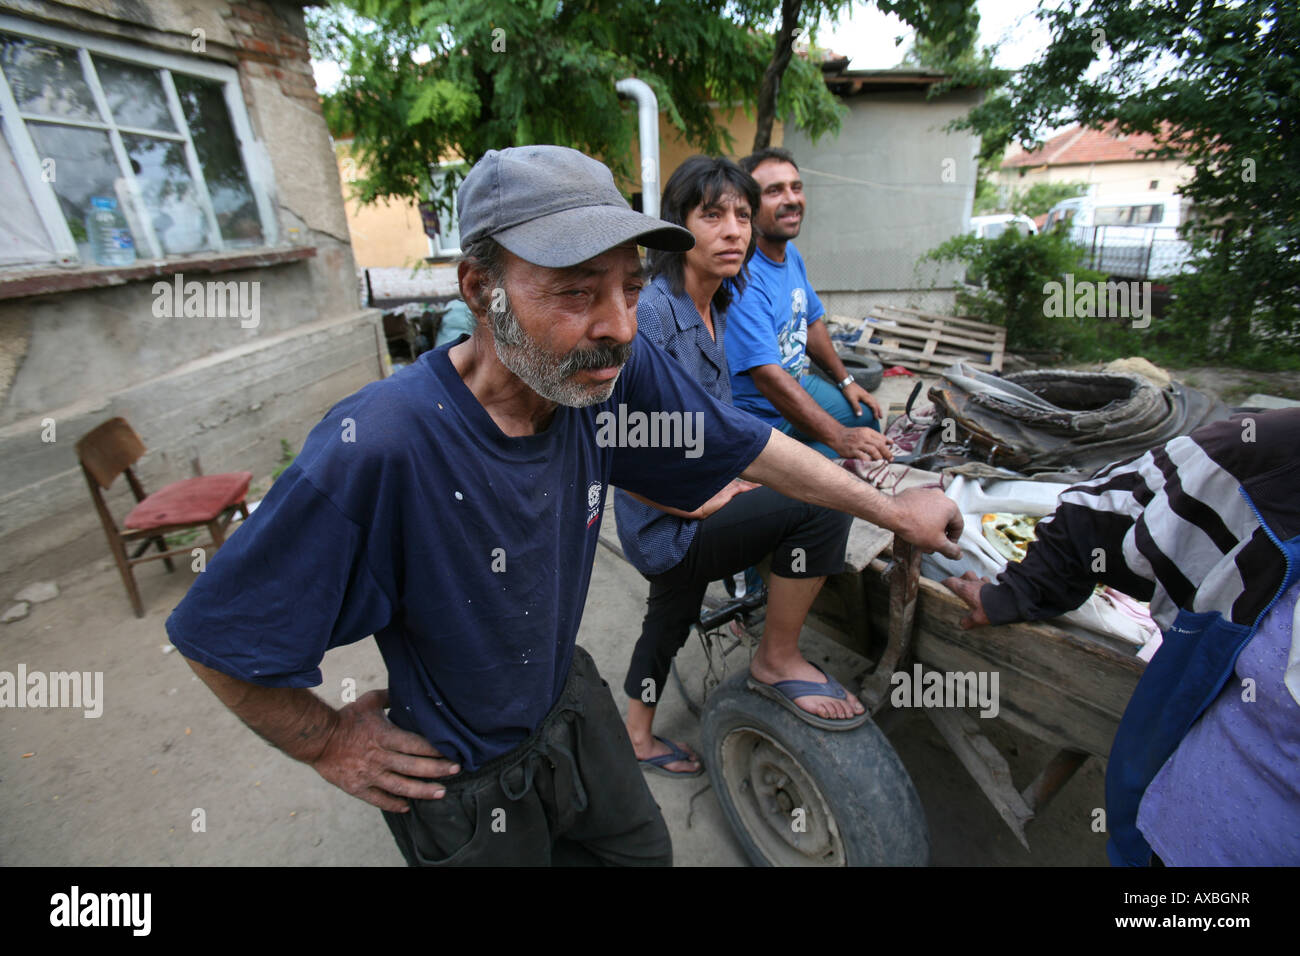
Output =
[
  {"x1": 970, "y1": 214, "x2": 1039, "y2": 239},
  {"x1": 1044, "y1": 192, "x2": 1195, "y2": 279}
]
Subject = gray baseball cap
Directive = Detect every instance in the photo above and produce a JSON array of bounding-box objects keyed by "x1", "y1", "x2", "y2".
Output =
[{"x1": 457, "y1": 145, "x2": 694, "y2": 268}]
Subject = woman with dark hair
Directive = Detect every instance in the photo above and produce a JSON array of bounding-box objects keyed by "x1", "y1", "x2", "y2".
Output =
[{"x1": 616, "y1": 156, "x2": 862, "y2": 777}]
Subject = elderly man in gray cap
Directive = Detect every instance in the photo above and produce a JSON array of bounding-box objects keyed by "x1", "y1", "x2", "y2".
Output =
[{"x1": 167, "y1": 145, "x2": 962, "y2": 867}]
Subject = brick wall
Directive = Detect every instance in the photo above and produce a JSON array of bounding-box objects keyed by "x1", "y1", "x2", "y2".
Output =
[{"x1": 223, "y1": 1, "x2": 321, "y2": 113}]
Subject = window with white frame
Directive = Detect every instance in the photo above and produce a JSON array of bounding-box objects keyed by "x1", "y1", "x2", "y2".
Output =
[
  {"x1": 426, "y1": 162, "x2": 465, "y2": 259},
  {"x1": 0, "y1": 14, "x2": 278, "y2": 269}
]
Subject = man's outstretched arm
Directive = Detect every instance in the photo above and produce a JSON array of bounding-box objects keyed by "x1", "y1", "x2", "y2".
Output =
[
  {"x1": 184, "y1": 655, "x2": 459, "y2": 812},
  {"x1": 739, "y1": 428, "x2": 962, "y2": 558}
]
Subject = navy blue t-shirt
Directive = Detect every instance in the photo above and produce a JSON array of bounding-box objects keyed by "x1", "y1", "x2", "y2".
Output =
[{"x1": 166, "y1": 334, "x2": 770, "y2": 770}]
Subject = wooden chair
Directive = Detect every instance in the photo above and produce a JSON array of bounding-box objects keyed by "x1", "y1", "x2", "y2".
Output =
[{"x1": 76, "y1": 417, "x2": 252, "y2": 618}]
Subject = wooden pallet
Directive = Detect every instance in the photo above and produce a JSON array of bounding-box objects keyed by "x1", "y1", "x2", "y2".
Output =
[{"x1": 838, "y1": 306, "x2": 1006, "y2": 373}]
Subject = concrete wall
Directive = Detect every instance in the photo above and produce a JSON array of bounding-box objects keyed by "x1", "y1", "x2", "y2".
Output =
[
  {"x1": 0, "y1": 0, "x2": 383, "y2": 595},
  {"x1": 819, "y1": 288, "x2": 958, "y2": 323},
  {"x1": 335, "y1": 141, "x2": 436, "y2": 269},
  {"x1": 782, "y1": 87, "x2": 982, "y2": 311}
]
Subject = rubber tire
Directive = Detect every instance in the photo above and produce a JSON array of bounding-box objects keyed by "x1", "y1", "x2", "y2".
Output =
[
  {"x1": 700, "y1": 672, "x2": 929, "y2": 866},
  {"x1": 842, "y1": 353, "x2": 884, "y2": 392},
  {"x1": 813, "y1": 352, "x2": 885, "y2": 393}
]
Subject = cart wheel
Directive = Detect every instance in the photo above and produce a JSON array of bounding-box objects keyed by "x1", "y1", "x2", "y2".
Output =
[{"x1": 700, "y1": 672, "x2": 929, "y2": 866}]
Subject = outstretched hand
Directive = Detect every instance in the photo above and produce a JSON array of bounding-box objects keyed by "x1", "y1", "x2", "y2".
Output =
[
  {"x1": 310, "y1": 689, "x2": 460, "y2": 812},
  {"x1": 942, "y1": 570, "x2": 993, "y2": 630},
  {"x1": 886, "y1": 487, "x2": 963, "y2": 559}
]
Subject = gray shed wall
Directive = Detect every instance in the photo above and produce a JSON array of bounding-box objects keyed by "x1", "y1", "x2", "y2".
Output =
[{"x1": 782, "y1": 87, "x2": 981, "y2": 319}]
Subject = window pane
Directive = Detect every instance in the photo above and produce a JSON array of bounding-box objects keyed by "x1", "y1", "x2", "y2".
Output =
[
  {"x1": 93, "y1": 57, "x2": 176, "y2": 132},
  {"x1": 123, "y1": 134, "x2": 212, "y2": 255},
  {"x1": 0, "y1": 126, "x2": 59, "y2": 266},
  {"x1": 1095, "y1": 206, "x2": 1131, "y2": 226},
  {"x1": 0, "y1": 34, "x2": 99, "y2": 122},
  {"x1": 1135, "y1": 204, "x2": 1164, "y2": 225},
  {"x1": 173, "y1": 74, "x2": 263, "y2": 245},
  {"x1": 25, "y1": 122, "x2": 131, "y2": 261}
]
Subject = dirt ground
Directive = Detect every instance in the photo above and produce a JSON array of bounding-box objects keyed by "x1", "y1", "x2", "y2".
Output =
[
  {"x1": 0, "y1": 518, "x2": 1115, "y2": 868},
  {"x1": 6, "y1": 356, "x2": 1289, "y2": 867},
  {"x1": 0, "y1": 368, "x2": 1125, "y2": 868}
]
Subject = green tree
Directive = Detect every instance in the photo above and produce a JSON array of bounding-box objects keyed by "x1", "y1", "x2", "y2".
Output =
[
  {"x1": 748, "y1": 0, "x2": 979, "y2": 152},
  {"x1": 923, "y1": 229, "x2": 1111, "y2": 357},
  {"x1": 949, "y1": 0, "x2": 1300, "y2": 366},
  {"x1": 311, "y1": 0, "x2": 980, "y2": 219},
  {"x1": 313, "y1": 1, "x2": 775, "y2": 210},
  {"x1": 750, "y1": 0, "x2": 849, "y2": 152},
  {"x1": 1007, "y1": 180, "x2": 1089, "y2": 219}
]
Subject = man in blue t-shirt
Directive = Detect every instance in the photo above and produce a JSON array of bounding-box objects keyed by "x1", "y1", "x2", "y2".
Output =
[
  {"x1": 167, "y1": 146, "x2": 963, "y2": 867},
  {"x1": 728, "y1": 148, "x2": 890, "y2": 461}
]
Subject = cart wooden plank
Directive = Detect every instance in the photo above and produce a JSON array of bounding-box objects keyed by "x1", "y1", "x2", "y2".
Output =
[
  {"x1": 861, "y1": 561, "x2": 1143, "y2": 757},
  {"x1": 863, "y1": 317, "x2": 1004, "y2": 356}
]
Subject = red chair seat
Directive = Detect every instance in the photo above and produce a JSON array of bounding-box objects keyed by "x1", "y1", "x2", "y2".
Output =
[{"x1": 124, "y1": 472, "x2": 253, "y2": 530}]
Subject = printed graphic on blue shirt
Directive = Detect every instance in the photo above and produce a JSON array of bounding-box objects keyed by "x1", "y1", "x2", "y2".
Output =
[
  {"x1": 586, "y1": 480, "x2": 603, "y2": 527},
  {"x1": 726, "y1": 243, "x2": 824, "y2": 427},
  {"x1": 778, "y1": 286, "x2": 810, "y2": 378}
]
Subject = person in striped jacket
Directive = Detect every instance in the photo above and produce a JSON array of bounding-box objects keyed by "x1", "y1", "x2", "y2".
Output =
[{"x1": 945, "y1": 408, "x2": 1300, "y2": 865}]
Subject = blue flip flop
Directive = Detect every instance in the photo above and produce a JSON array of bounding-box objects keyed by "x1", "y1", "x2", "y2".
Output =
[
  {"x1": 746, "y1": 666, "x2": 869, "y2": 731},
  {"x1": 638, "y1": 735, "x2": 704, "y2": 777}
]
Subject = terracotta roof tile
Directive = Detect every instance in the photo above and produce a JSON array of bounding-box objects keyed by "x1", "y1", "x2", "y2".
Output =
[{"x1": 1001, "y1": 122, "x2": 1183, "y2": 169}]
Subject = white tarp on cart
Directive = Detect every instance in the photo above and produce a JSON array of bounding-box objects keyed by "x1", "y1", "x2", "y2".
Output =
[{"x1": 921, "y1": 473, "x2": 1162, "y2": 660}]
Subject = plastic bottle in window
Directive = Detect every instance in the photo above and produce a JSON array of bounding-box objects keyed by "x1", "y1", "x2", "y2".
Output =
[{"x1": 85, "y1": 197, "x2": 136, "y2": 266}]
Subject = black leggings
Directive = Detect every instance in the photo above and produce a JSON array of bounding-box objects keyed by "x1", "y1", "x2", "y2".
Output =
[{"x1": 622, "y1": 486, "x2": 853, "y2": 703}]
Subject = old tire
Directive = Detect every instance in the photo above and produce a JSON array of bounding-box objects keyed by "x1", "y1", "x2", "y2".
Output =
[
  {"x1": 842, "y1": 353, "x2": 884, "y2": 393},
  {"x1": 700, "y1": 672, "x2": 929, "y2": 866},
  {"x1": 812, "y1": 352, "x2": 885, "y2": 395}
]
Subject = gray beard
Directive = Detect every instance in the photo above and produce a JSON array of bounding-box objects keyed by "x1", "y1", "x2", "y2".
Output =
[{"x1": 489, "y1": 296, "x2": 632, "y2": 408}]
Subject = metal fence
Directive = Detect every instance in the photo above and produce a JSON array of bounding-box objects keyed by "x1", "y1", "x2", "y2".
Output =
[{"x1": 1070, "y1": 226, "x2": 1196, "y2": 281}]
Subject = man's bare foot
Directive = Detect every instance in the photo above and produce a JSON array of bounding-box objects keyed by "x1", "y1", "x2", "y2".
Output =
[{"x1": 748, "y1": 652, "x2": 865, "y2": 721}]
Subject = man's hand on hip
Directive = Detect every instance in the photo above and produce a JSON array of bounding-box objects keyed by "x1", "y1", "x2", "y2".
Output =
[
  {"x1": 686, "y1": 478, "x2": 760, "y2": 520},
  {"x1": 310, "y1": 689, "x2": 461, "y2": 813}
]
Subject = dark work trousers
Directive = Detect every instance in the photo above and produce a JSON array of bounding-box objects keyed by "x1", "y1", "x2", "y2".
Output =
[
  {"x1": 383, "y1": 646, "x2": 672, "y2": 866},
  {"x1": 622, "y1": 485, "x2": 853, "y2": 704}
]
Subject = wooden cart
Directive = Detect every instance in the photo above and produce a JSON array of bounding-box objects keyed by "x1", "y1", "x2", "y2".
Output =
[{"x1": 686, "y1": 502, "x2": 1147, "y2": 866}]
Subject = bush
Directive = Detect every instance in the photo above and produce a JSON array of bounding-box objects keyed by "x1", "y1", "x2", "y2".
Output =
[
  {"x1": 1008, "y1": 181, "x2": 1089, "y2": 220},
  {"x1": 1162, "y1": 231, "x2": 1300, "y2": 370},
  {"x1": 922, "y1": 229, "x2": 1111, "y2": 357}
]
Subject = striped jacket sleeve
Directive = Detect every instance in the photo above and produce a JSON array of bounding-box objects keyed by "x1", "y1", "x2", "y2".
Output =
[{"x1": 981, "y1": 410, "x2": 1298, "y2": 631}]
